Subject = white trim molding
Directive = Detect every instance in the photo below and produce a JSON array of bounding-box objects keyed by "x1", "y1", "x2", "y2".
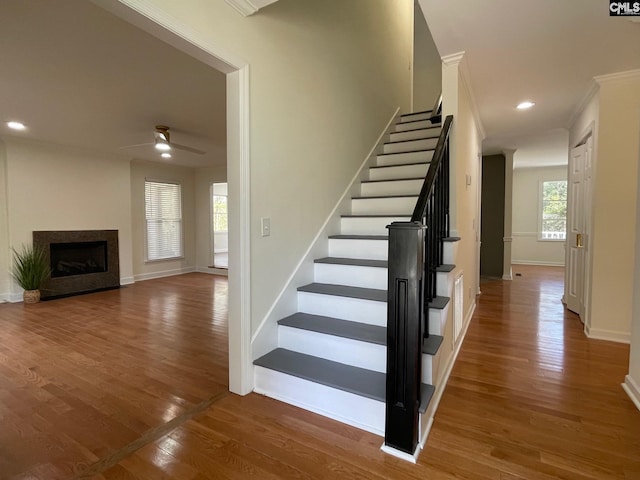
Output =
[
  {"x1": 133, "y1": 267, "x2": 195, "y2": 282},
  {"x1": 512, "y1": 260, "x2": 565, "y2": 267},
  {"x1": 594, "y1": 68, "x2": 640, "y2": 85},
  {"x1": 225, "y1": 0, "x2": 279, "y2": 16},
  {"x1": 623, "y1": 375, "x2": 640, "y2": 411},
  {"x1": 584, "y1": 325, "x2": 631, "y2": 344}
]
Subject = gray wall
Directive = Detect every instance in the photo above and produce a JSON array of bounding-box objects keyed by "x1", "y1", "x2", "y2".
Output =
[{"x1": 481, "y1": 154, "x2": 506, "y2": 277}]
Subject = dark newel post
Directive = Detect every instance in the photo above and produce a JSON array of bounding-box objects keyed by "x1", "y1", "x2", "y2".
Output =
[{"x1": 385, "y1": 221, "x2": 424, "y2": 455}]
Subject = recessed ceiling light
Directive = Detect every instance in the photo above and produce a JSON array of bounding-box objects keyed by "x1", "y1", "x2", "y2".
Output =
[
  {"x1": 517, "y1": 101, "x2": 535, "y2": 110},
  {"x1": 161, "y1": 152, "x2": 172, "y2": 159},
  {"x1": 7, "y1": 121, "x2": 26, "y2": 130}
]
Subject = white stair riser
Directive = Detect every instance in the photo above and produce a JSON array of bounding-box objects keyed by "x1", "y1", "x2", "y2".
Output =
[
  {"x1": 340, "y1": 216, "x2": 409, "y2": 236},
  {"x1": 360, "y1": 179, "x2": 423, "y2": 197},
  {"x1": 254, "y1": 367, "x2": 385, "y2": 436},
  {"x1": 444, "y1": 241, "x2": 458, "y2": 265},
  {"x1": 351, "y1": 196, "x2": 417, "y2": 215},
  {"x1": 390, "y1": 128, "x2": 440, "y2": 143},
  {"x1": 399, "y1": 112, "x2": 432, "y2": 122},
  {"x1": 437, "y1": 271, "x2": 452, "y2": 297},
  {"x1": 329, "y1": 238, "x2": 388, "y2": 260},
  {"x1": 298, "y1": 292, "x2": 386, "y2": 326},
  {"x1": 279, "y1": 326, "x2": 387, "y2": 372},
  {"x1": 314, "y1": 263, "x2": 387, "y2": 290},
  {"x1": 376, "y1": 150, "x2": 433, "y2": 166},
  {"x1": 368, "y1": 163, "x2": 429, "y2": 181},
  {"x1": 383, "y1": 138, "x2": 438, "y2": 154},
  {"x1": 395, "y1": 120, "x2": 440, "y2": 132},
  {"x1": 428, "y1": 304, "x2": 449, "y2": 336}
]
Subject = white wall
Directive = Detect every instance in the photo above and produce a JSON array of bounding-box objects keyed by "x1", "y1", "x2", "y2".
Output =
[
  {"x1": 627, "y1": 128, "x2": 640, "y2": 408},
  {"x1": 413, "y1": 3, "x2": 441, "y2": 112},
  {"x1": 130, "y1": 160, "x2": 196, "y2": 280},
  {"x1": 512, "y1": 166, "x2": 567, "y2": 266},
  {"x1": 587, "y1": 73, "x2": 640, "y2": 342},
  {"x1": 194, "y1": 166, "x2": 227, "y2": 269},
  {"x1": 0, "y1": 139, "x2": 134, "y2": 299},
  {"x1": 442, "y1": 54, "x2": 483, "y2": 364},
  {"x1": 139, "y1": 0, "x2": 414, "y2": 333}
]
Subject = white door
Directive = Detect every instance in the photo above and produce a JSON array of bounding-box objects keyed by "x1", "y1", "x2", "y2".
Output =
[{"x1": 565, "y1": 142, "x2": 589, "y2": 316}]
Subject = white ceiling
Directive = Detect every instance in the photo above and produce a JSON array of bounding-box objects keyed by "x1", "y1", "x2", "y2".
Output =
[
  {"x1": 419, "y1": 0, "x2": 640, "y2": 164},
  {"x1": 0, "y1": 0, "x2": 227, "y2": 169}
]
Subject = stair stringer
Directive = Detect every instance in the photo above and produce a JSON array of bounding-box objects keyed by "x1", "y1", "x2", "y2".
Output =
[{"x1": 250, "y1": 109, "x2": 401, "y2": 361}]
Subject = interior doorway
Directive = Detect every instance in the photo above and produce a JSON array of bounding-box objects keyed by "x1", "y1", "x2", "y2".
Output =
[{"x1": 211, "y1": 182, "x2": 229, "y2": 269}]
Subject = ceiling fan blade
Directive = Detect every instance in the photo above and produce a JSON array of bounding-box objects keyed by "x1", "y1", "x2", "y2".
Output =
[
  {"x1": 172, "y1": 142, "x2": 206, "y2": 155},
  {"x1": 119, "y1": 142, "x2": 154, "y2": 149}
]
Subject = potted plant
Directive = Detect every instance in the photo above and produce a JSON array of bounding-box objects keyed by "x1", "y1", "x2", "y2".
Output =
[{"x1": 11, "y1": 243, "x2": 51, "y2": 304}]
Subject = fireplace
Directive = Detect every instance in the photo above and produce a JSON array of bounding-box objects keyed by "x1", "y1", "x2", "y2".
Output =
[{"x1": 33, "y1": 230, "x2": 120, "y2": 299}]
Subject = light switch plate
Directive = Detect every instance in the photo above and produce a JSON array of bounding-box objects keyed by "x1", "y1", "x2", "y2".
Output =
[{"x1": 261, "y1": 217, "x2": 271, "y2": 237}]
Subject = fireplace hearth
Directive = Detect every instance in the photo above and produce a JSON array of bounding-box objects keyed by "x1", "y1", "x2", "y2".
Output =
[{"x1": 33, "y1": 230, "x2": 120, "y2": 299}]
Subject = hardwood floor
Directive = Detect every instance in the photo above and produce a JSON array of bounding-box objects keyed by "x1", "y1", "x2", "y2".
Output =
[{"x1": 1, "y1": 267, "x2": 639, "y2": 479}]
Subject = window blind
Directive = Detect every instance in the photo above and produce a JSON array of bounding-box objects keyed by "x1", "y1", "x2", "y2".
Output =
[{"x1": 145, "y1": 180, "x2": 183, "y2": 261}]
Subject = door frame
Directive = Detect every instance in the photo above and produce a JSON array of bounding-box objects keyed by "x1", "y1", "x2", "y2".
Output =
[
  {"x1": 565, "y1": 123, "x2": 595, "y2": 333},
  {"x1": 94, "y1": 0, "x2": 253, "y2": 395}
]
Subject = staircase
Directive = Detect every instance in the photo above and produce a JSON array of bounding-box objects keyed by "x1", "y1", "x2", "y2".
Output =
[{"x1": 253, "y1": 110, "x2": 458, "y2": 441}]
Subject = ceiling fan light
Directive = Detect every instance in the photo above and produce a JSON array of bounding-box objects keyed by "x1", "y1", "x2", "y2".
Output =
[
  {"x1": 161, "y1": 152, "x2": 171, "y2": 158},
  {"x1": 517, "y1": 101, "x2": 535, "y2": 110},
  {"x1": 155, "y1": 141, "x2": 171, "y2": 151}
]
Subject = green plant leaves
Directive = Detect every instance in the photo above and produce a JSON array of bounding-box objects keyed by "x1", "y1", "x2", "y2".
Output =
[{"x1": 10, "y1": 243, "x2": 51, "y2": 291}]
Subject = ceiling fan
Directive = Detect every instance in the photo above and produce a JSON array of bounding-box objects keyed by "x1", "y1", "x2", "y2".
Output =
[{"x1": 121, "y1": 125, "x2": 205, "y2": 155}]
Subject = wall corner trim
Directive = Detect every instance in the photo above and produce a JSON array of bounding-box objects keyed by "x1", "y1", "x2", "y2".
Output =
[
  {"x1": 622, "y1": 375, "x2": 640, "y2": 411},
  {"x1": 441, "y1": 51, "x2": 465, "y2": 66}
]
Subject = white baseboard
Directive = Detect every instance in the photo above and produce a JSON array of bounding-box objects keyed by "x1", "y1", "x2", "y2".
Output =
[
  {"x1": 120, "y1": 276, "x2": 135, "y2": 286},
  {"x1": 584, "y1": 325, "x2": 631, "y2": 344},
  {"x1": 1, "y1": 292, "x2": 23, "y2": 303},
  {"x1": 512, "y1": 260, "x2": 565, "y2": 267},
  {"x1": 133, "y1": 267, "x2": 196, "y2": 282},
  {"x1": 196, "y1": 266, "x2": 228, "y2": 276},
  {"x1": 502, "y1": 274, "x2": 513, "y2": 280},
  {"x1": 380, "y1": 443, "x2": 420, "y2": 464},
  {"x1": 622, "y1": 375, "x2": 640, "y2": 411}
]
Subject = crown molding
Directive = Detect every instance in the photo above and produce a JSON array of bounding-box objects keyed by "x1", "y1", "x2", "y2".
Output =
[
  {"x1": 442, "y1": 51, "x2": 465, "y2": 66},
  {"x1": 567, "y1": 79, "x2": 599, "y2": 129},
  {"x1": 225, "y1": 0, "x2": 279, "y2": 16},
  {"x1": 594, "y1": 68, "x2": 640, "y2": 85}
]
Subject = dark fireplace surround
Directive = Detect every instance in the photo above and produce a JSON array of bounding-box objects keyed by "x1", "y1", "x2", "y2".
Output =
[{"x1": 33, "y1": 230, "x2": 120, "y2": 299}]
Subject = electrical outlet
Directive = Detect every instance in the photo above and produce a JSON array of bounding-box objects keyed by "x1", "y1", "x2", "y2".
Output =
[{"x1": 261, "y1": 217, "x2": 271, "y2": 237}]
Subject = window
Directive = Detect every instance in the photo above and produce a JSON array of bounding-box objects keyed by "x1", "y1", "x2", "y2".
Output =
[
  {"x1": 213, "y1": 194, "x2": 228, "y2": 233},
  {"x1": 539, "y1": 180, "x2": 567, "y2": 241},
  {"x1": 145, "y1": 180, "x2": 183, "y2": 261}
]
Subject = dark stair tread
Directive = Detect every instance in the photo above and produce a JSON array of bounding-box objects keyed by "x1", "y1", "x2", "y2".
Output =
[
  {"x1": 314, "y1": 257, "x2": 387, "y2": 268},
  {"x1": 384, "y1": 137, "x2": 438, "y2": 146},
  {"x1": 436, "y1": 264, "x2": 455, "y2": 272},
  {"x1": 298, "y1": 283, "x2": 386, "y2": 302},
  {"x1": 419, "y1": 383, "x2": 436, "y2": 414},
  {"x1": 391, "y1": 126, "x2": 442, "y2": 135},
  {"x1": 254, "y1": 348, "x2": 385, "y2": 402},
  {"x1": 279, "y1": 312, "x2": 442, "y2": 356},
  {"x1": 361, "y1": 177, "x2": 425, "y2": 184},
  {"x1": 443, "y1": 236, "x2": 461, "y2": 242},
  {"x1": 377, "y1": 148, "x2": 435, "y2": 156},
  {"x1": 370, "y1": 161, "x2": 430, "y2": 170},
  {"x1": 278, "y1": 313, "x2": 386, "y2": 345},
  {"x1": 423, "y1": 335, "x2": 443, "y2": 355},
  {"x1": 400, "y1": 109, "x2": 432, "y2": 118},
  {"x1": 397, "y1": 118, "x2": 442, "y2": 126},
  {"x1": 328, "y1": 234, "x2": 388, "y2": 240},
  {"x1": 352, "y1": 194, "x2": 418, "y2": 200},
  {"x1": 341, "y1": 214, "x2": 411, "y2": 218},
  {"x1": 428, "y1": 296, "x2": 450, "y2": 310}
]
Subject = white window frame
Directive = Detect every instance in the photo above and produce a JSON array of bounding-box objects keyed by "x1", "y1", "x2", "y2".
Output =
[
  {"x1": 212, "y1": 193, "x2": 228, "y2": 234},
  {"x1": 538, "y1": 179, "x2": 567, "y2": 242},
  {"x1": 144, "y1": 179, "x2": 184, "y2": 262}
]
